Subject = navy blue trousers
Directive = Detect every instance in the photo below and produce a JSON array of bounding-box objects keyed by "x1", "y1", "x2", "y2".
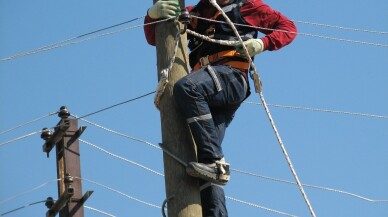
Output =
[{"x1": 173, "y1": 65, "x2": 249, "y2": 217}]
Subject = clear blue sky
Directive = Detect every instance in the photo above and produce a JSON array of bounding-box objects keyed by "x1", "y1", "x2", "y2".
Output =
[{"x1": 1, "y1": 0, "x2": 387, "y2": 216}]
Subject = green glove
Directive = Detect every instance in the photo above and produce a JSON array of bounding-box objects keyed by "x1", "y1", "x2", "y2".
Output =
[
  {"x1": 148, "y1": 0, "x2": 180, "y2": 19},
  {"x1": 235, "y1": 38, "x2": 264, "y2": 59}
]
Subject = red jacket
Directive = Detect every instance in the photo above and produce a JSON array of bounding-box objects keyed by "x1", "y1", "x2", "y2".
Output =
[{"x1": 144, "y1": 0, "x2": 297, "y2": 51}]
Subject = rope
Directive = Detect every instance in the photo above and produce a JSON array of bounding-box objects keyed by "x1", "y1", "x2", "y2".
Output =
[
  {"x1": 244, "y1": 101, "x2": 388, "y2": 119},
  {"x1": 192, "y1": 15, "x2": 388, "y2": 48},
  {"x1": 80, "y1": 139, "x2": 164, "y2": 177},
  {"x1": 76, "y1": 177, "x2": 161, "y2": 209},
  {"x1": 84, "y1": 206, "x2": 116, "y2": 217},
  {"x1": 0, "y1": 112, "x2": 57, "y2": 136},
  {"x1": 208, "y1": 1, "x2": 316, "y2": 216},
  {"x1": 0, "y1": 130, "x2": 42, "y2": 148},
  {"x1": 226, "y1": 196, "x2": 297, "y2": 217},
  {"x1": 0, "y1": 200, "x2": 47, "y2": 216},
  {"x1": 0, "y1": 179, "x2": 59, "y2": 205},
  {"x1": 154, "y1": 20, "x2": 183, "y2": 109}
]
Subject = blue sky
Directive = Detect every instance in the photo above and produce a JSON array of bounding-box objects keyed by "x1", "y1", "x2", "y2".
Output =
[{"x1": 1, "y1": 0, "x2": 387, "y2": 216}]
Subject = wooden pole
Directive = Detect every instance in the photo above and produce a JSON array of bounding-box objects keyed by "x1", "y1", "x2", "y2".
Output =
[{"x1": 152, "y1": 0, "x2": 202, "y2": 216}]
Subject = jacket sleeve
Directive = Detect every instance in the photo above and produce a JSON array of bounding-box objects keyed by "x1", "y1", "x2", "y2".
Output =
[
  {"x1": 144, "y1": 6, "x2": 195, "y2": 46},
  {"x1": 241, "y1": 0, "x2": 297, "y2": 51},
  {"x1": 144, "y1": 15, "x2": 157, "y2": 46}
]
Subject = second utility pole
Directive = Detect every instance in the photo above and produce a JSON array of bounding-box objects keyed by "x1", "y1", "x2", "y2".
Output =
[{"x1": 152, "y1": 0, "x2": 202, "y2": 216}]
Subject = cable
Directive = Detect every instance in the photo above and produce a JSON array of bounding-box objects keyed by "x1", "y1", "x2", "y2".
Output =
[
  {"x1": 0, "y1": 130, "x2": 42, "y2": 148},
  {"x1": 292, "y1": 20, "x2": 388, "y2": 35},
  {"x1": 0, "y1": 179, "x2": 59, "y2": 205},
  {"x1": 75, "y1": 91, "x2": 155, "y2": 119},
  {"x1": 0, "y1": 112, "x2": 57, "y2": 136},
  {"x1": 77, "y1": 119, "x2": 388, "y2": 203},
  {"x1": 244, "y1": 101, "x2": 388, "y2": 119},
  {"x1": 75, "y1": 177, "x2": 161, "y2": 209},
  {"x1": 80, "y1": 139, "x2": 164, "y2": 177},
  {"x1": 0, "y1": 200, "x2": 46, "y2": 216},
  {"x1": 0, "y1": 17, "x2": 173, "y2": 62},
  {"x1": 231, "y1": 169, "x2": 388, "y2": 203},
  {"x1": 226, "y1": 196, "x2": 297, "y2": 217},
  {"x1": 75, "y1": 116, "x2": 161, "y2": 150},
  {"x1": 84, "y1": 206, "x2": 116, "y2": 217},
  {"x1": 0, "y1": 16, "x2": 145, "y2": 62},
  {"x1": 191, "y1": 15, "x2": 388, "y2": 48}
]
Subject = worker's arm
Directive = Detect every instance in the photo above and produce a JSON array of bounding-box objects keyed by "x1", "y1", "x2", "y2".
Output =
[
  {"x1": 144, "y1": 0, "x2": 181, "y2": 46},
  {"x1": 241, "y1": 0, "x2": 297, "y2": 51}
]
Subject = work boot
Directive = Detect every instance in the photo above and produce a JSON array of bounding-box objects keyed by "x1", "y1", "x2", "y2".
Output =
[{"x1": 186, "y1": 159, "x2": 230, "y2": 185}]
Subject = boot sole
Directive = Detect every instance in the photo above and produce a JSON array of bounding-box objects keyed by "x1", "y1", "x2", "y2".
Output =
[{"x1": 186, "y1": 164, "x2": 228, "y2": 186}]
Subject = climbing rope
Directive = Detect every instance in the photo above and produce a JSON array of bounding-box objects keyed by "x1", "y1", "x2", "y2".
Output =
[
  {"x1": 154, "y1": 20, "x2": 184, "y2": 110},
  {"x1": 208, "y1": 0, "x2": 317, "y2": 216}
]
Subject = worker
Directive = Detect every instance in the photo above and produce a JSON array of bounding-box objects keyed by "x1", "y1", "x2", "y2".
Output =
[{"x1": 144, "y1": 0, "x2": 297, "y2": 216}]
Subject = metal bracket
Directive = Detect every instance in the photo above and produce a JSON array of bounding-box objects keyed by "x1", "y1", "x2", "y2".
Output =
[
  {"x1": 41, "y1": 119, "x2": 70, "y2": 157},
  {"x1": 46, "y1": 186, "x2": 74, "y2": 217}
]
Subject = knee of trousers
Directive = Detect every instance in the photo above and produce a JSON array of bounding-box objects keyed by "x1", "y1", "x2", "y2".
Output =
[{"x1": 173, "y1": 77, "x2": 194, "y2": 102}]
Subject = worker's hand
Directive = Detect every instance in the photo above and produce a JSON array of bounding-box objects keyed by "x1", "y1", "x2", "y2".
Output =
[
  {"x1": 148, "y1": 0, "x2": 181, "y2": 19},
  {"x1": 235, "y1": 38, "x2": 264, "y2": 59}
]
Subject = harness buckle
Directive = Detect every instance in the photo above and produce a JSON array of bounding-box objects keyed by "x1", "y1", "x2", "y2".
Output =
[{"x1": 199, "y1": 55, "x2": 210, "y2": 67}]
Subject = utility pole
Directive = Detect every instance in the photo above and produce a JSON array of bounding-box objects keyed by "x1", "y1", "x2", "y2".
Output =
[
  {"x1": 41, "y1": 106, "x2": 93, "y2": 217},
  {"x1": 152, "y1": 0, "x2": 202, "y2": 216}
]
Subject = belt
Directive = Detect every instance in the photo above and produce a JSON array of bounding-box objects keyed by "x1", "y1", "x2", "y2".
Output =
[{"x1": 192, "y1": 50, "x2": 250, "y2": 72}]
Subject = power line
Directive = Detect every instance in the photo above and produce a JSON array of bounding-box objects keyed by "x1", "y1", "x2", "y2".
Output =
[
  {"x1": 0, "y1": 130, "x2": 42, "y2": 148},
  {"x1": 76, "y1": 177, "x2": 161, "y2": 209},
  {"x1": 244, "y1": 101, "x2": 388, "y2": 119},
  {"x1": 292, "y1": 20, "x2": 388, "y2": 34},
  {"x1": 0, "y1": 17, "x2": 173, "y2": 62},
  {"x1": 0, "y1": 16, "x2": 145, "y2": 62},
  {"x1": 231, "y1": 169, "x2": 388, "y2": 203},
  {"x1": 84, "y1": 206, "x2": 116, "y2": 217},
  {"x1": 192, "y1": 15, "x2": 388, "y2": 48},
  {"x1": 80, "y1": 139, "x2": 164, "y2": 177},
  {"x1": 0, "y1": 112, "x2": 57, "y2": 136},
  {"x1": 76, "y1": 117, "x2": 160, "y2": 150},
  {"x1": 76, "y1": 120, "x2": 388, "y2": 203},
  {"x1": 0, "y1": 179, "x2": 59, "y2": 205},
  {"x1": 226, "y1": 196, "x2": 297, "y2": 217},
  {"x1": 0, "y1": 200, "x2": 46, "y2": 216},
  {"x1": 75, "y1": 91, "x2": 155, "y2": 119}
]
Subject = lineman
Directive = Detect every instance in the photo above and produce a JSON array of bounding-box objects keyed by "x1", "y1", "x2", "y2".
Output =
[{"x1": 144, "y1": 0, "x2": 297, "y2": 216}]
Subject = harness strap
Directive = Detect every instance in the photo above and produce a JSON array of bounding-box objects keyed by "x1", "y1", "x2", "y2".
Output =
[{"x1": 192, "y1": 50, "x2": 249, "y2": 72}]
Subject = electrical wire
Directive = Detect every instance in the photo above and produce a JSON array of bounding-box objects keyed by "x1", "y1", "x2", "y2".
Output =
[
  {"x1": 0, "y1": 130, "x2": 42, "y2": 148},
  {"x1": 231, "y1": 169, "x2": 388, "y2": 203},
  {"x1": 77, "y1": 119, "x2": 388, "y2": 203},
  {"x1": 0, "y1": 17, "x2": 173, "y2": 62},
  {"x1": 0, "y1": 112, "x2": 57, "y2": 136},
  {"x1": 0, "y1": 179, "x2": 60, "y2": 205},
  {"x1": 292, "y1": 20, "x2": 388, "y2": 34},
  {"x1": 0, "y1": 16, "x2": 145, "y2": 62},
  {"x1": 0, "y1": 200, "x2": 46, "y2": 216},
  {"x1": 75, "y1": 116, "x2": 161, "y2": 149},
  {"x1": 226, "y1": 196, "x2": 297, "y2": 217},
  {"x1": 80, "y1": 139, "x2": 164, "y2": 177},
  {"x1": 75, "y1": 91, "x2": 155, "y2": 119},
  {"x1": 75, "y1": 177, "x2": 161, "y2": 209},
  {"x1": 192, "y1": 15, "x2": 388, "y2": 48},
  {"x1": 84, "y1": 206, "x2": 116, "y2": 217},
  {"x1": 244, "y1": 101, "x2": 388, "y2": 119}
]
